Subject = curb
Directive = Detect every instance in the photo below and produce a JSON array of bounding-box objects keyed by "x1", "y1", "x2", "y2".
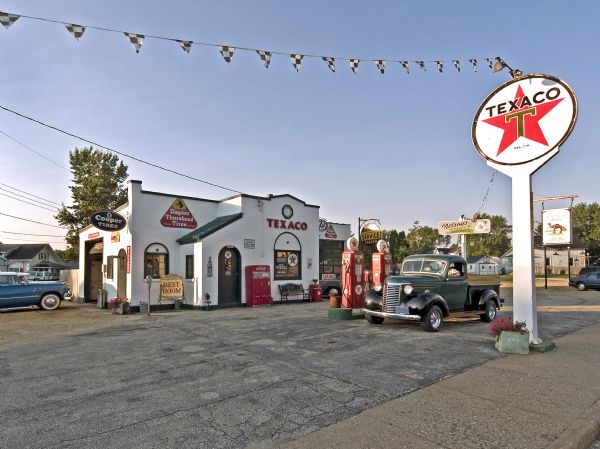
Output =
[{"x1": 547, "y1": 400, "x2": 600, "y2": 449}]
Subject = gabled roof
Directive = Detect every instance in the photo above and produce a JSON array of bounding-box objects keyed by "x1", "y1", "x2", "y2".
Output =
[
  {"x1": 0, "y1": 244, "x2": 49, "y2": 260},
  {"x1": 177, "y1": 213, "x2": 243, "y2": 245}
]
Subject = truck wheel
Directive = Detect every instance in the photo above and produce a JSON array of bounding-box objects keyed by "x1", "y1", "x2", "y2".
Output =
[
  {"x1": 480, "y1": 300, "x2": 497, "y2": 322},
  {"x1": 39, "y1": 294, "x2": 61, "y2": 311},
  {"x1": 366, "y1": 314, "x2": 384, "y2": 324},
  {"x1": 421, "y1": 305, "x2": 443, "y2": 332}
]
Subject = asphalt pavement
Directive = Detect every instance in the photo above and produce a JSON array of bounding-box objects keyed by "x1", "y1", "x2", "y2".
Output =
[{"x1": 1, "y1": 286, "x2": 599, "y2": 449}]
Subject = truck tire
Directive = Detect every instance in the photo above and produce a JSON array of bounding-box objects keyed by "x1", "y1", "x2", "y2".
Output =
[
  {"x1": 421, "y1": 305, "x2": 443, "y2": 332},
  {"x1": 480, "y1": 299, "x2": 497, "y2": 322},
  {"x1": 366, "y1": 314, "x2": 384, "y2": 324}
]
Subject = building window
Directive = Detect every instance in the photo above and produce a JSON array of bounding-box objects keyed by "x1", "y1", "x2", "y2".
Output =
[
  {"x1": 185, "y1": 255, "x2": 194, "y2": 279},
  {"x1": 274, "y1": 232, "x2": 301, "y2": 281},
  {"x1": 39, "y1": 252, "x2": 48, "y2": 260},
  {"x1": 144, "y1": 243, "x2": 169, "y2": 278},
  {"x1": 319, "y1": 240, "x2": 344, "y2": 281},
  {"x1": 106, "y1": 256, "x2": 114, "y2": 280}
]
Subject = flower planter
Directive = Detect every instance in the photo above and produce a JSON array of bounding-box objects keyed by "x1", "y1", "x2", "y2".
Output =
[
  {"x1": 495, "y1": 331, "x2": 529, "y2": 354},
  {"x1": 113, "y1": 303, "x2": 129, "y2": 315}
]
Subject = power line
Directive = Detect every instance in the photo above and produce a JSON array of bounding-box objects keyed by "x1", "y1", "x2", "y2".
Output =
[
  {"x1": 0, "y1": 183, "x2": 63, "y2": 206},
  {"x1": 0, "y1": 231, "x2": 66, "y2": 237},
  {"x1": 0, "y1": 212, "x2": 64, "y2": 228},
  {"x1": 0, "y1": 237, "x2": 66, "y2": 244},
  {"x1": 0, "y1": 129, "x2": 70, "y2": 171},
  {"x1": 0, "y1": 104, "x2": 244, "y2": 194},
  {"x1": 0, "y1": 192, "x2": 58, "y2": 212},
  {"x1": 476, "y1": 170, "x2": 496, "y2": 215}
]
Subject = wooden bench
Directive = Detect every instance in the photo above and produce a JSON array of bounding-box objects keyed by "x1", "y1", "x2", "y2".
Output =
[{"x1": 278, "y1": 283, "x2": 310, "y2": 302}]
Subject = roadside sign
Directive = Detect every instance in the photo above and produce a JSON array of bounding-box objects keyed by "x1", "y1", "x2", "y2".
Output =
[{"x1": 438, "y1": 219, "x2": 491, "y2": 235}]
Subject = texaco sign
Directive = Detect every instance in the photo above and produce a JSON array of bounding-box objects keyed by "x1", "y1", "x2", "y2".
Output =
[{"x1": 472, "y1": 74, "x2": 577, "y2": 165}]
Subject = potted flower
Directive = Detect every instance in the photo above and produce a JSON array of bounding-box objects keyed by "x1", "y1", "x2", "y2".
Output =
[
  {"x1": 489, "y1": 317, "x2": 529, "y2": 354},
  {"x1": 108, "y1": 297, "x2": 130, "y2": 315}
]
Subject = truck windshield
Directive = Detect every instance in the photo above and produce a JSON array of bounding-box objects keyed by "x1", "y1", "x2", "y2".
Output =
[{"x1": 401, "y1": 259, "x2": 447, "y2": 275}]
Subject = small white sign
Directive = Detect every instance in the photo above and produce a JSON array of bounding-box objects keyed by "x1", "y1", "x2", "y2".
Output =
[
  {"x1": 542, "y1": 208, "x2": 572, "y2": 245},
  {"x1": 472, "y1": 74, "x2": 577, "y2": 166}
]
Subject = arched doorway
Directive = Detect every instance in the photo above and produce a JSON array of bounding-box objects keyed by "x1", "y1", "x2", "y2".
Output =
[
  {"x1": 117, "y1": 249, "x2": 127, "y2": 297},
  {"x1": 218, "y1": 246, "x2": 241, "y2": 305}
]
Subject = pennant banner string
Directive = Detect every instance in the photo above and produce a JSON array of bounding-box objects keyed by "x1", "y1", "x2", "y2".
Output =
[{"x1": 0, "y1": 10, "x2": 508, "y2": 72}]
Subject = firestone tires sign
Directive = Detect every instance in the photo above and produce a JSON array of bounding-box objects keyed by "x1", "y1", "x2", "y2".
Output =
[{"x1": 472, "y1": 74, "x2": 577, "y2": 165}]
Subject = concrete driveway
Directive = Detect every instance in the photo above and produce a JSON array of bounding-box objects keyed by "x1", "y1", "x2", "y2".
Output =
[{"x1": 1, "y1": 287, "x2": 599, "y2": 449}]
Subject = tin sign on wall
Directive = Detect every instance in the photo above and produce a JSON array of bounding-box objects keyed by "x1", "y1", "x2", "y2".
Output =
[
  {"x1": 90, "y1": 211, "x2": 127, "y2": 232},
  {"x1": 472, "y1": 74, "x2": 577, "y2": 166}
]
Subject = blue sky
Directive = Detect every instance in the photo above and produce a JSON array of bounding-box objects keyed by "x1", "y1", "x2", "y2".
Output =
[{"x1": 0, "y1": 0, "x2": 598, "y2": 249}]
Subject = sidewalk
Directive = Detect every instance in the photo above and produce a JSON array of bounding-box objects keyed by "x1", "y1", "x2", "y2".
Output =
[{"x1": 280, "y1": 322, "x2": 600, "y2": 449}]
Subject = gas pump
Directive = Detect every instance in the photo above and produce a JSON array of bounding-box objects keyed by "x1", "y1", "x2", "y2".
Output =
[
  {"x1": 341, "y1": 237, "x2": 365, "y2": 309},
  {"x1": 372, "y1": 239, "x2": 392, "y2": 292}
]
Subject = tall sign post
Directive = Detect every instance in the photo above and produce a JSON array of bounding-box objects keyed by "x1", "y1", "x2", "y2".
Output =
[{"x1": 472, "y1": 74, "x2": 577, "y2": 343}]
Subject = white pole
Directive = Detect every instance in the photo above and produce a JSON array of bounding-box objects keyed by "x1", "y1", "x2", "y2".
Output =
[{"x1": 487, "y1": 148, "x2": 559, "y2": 344}]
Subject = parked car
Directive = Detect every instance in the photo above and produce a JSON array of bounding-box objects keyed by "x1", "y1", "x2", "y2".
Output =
[
  {"x1": 569, "y1": 271, "x2": 600, "y2": 291},
  {"x1": 577, "y1": 266, "x2": 600, "y2": 277},
  {"x1": 0, "y1": 272, "x2": 71, "y2": 310},
  {"x1": 362, "y1": 254, "x2": 503, "y2": 332}
]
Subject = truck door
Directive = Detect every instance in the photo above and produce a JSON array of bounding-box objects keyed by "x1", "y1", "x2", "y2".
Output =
[{"x1": 445, "y1": 261, "x2": 467, "y2": 310}]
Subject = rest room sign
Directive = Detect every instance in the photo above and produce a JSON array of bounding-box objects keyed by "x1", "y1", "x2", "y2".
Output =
[{"x1": 160, "y1": 198, "x2": 197, "y2": 229}]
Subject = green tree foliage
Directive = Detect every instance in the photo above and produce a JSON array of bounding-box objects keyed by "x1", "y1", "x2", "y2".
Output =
[
  {"x1": 467, "y1": 213, "x2": 512, "y2": 257},
  {"x1": 359, "y1": 229, "x2": 409, "y2": 270},
  {"x1": 406, "y1": 221, "x2": 450, "y2": 255},
  {"x1": 572, "y1": 202, "x2": 600, "y2": 264},
  {"x1": 55, "y1": 147, "x2": 128, "y2": 257}
]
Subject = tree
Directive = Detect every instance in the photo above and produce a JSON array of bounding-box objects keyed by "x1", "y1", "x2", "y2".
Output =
[
  {"x1": 467, "y1": 213, "x2": 512, "y2": 257},
  {"x1": 572, "y1": 202, "x2": 600, "y2": 264},
  {"x1": 55, "y1": 147, "x2": 129, "y2": 257},
  {"x1": 406, "y1": 221, "x2": 449, "y2": 255}
]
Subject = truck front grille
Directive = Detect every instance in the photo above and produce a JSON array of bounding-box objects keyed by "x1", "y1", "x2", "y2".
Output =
[{"x1": 383, "y1": 284, "x2": 401, "y2": 313}]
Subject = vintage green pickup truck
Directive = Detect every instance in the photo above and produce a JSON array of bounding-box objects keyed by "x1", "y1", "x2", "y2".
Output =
[{"x1": 362, "y1": 254, "x2": 503, "y2": 332}]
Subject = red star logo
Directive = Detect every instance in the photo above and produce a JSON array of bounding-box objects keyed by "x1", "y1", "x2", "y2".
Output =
[{"x1": 483, "y1": 85, "x2": 563, "y2": 156}]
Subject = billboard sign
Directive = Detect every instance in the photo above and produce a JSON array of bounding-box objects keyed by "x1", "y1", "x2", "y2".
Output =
[
  {"x1": 438, "y1": 219, "x2": 491, "y2": 235},
  {"x1": 542, "y1": 208, "x2": 572, "y2": 245},
  {"x1": 472, "y1": 74, "x2": 577, "y2": 166}
]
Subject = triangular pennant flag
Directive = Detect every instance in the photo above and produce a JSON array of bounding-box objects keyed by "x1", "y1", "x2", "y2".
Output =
[
  {"x1": 124, "y1": 32, "x2": 144, "y2": 53},
  {"x1": 322, "y1": 57, "x2": 335, "y2": 72},
  {"x1": 0, "y1": 11, "x2": 19, "y2": 29},
  {"x1": 348, "y1": 59, "x2": 359, "y2": 74},
  {"x1": 469, "y1": 59, "x2": 478, "y2": 72},
  {"x1": 374, "y1": 60, "x2": 386, "y2": 75},
  {"x1": 435, "y1": 61, "x2": 444, "y2": 73},
  {"x1": 416, "y1": 61, "x2": 426, "y2": 71},
  {"x1": 484, "y1": 58, "x2": 494, "y2": 69},
  {"x1": 219, "y1": 46, "x2": 235, "y2": 63},
  {"x1": 290, "y1": 54, "x2": 303, "y2": 72},
  {"x1": 177, "y1": 40, "x2": 192, "y2": 53},
  {"x1": 65, "y1": 23, "x2": 85, "y2": 40},
  {"x1": 452, "y1": 60, "x2": 461, "y2": 72},
  {"x1": 256, "y1": 50, "x2": 271, "y2": 68},
  {"x1": 400, "y1": 61, "x2": 410, "y2": 74}
]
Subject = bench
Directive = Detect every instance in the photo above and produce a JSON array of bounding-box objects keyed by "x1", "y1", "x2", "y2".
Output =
[{"x1": 278, "y1": 283, "x2": 310, "y2": 303}]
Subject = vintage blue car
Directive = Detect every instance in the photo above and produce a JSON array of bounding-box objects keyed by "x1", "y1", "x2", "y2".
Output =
[{"x1": 0, "y1": 272, "x2": 71, "y2": 311}]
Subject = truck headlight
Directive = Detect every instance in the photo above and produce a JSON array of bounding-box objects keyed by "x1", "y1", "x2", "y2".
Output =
[
  {"x1": 374, "y1": 283, "x2": 382, "y2": 292},
  {"x1": 403, "y1": 284, "x2": 414, "y2": 295}
]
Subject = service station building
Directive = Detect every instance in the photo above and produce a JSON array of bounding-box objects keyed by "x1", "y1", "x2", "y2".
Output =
[{"x1": 77, "y1": 180, "x2": 350, "y2": 308}]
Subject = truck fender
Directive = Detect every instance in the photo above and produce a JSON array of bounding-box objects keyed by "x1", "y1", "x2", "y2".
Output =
[
  {"x1": 478, "y1": 289, "x2": 499, "y2": 309},
  {"x1": 364, "y1": 288, "x2": 383, "y2": 311},
  {"x1": 407, "y1": 292, "x2": 450, "y2": 317}
]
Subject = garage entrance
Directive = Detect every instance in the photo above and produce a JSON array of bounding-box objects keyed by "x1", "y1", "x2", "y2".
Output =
[{"x1": 84, "y1": 239, "x2": 103, "y2": 302}]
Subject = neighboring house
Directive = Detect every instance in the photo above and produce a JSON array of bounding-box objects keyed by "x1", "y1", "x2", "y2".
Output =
[
  {"x1": 466, "y1": 255, "x2": 503, "y2": 275},
  {"x1": 0, "y1": 255, "x2": 9, "y2": 271},
  {"x1": 500, "y1": 236, "x2": 588, "y2": 276},
  {"x1": 0, "y1": 244, "x2": 68, "y2": 279}
]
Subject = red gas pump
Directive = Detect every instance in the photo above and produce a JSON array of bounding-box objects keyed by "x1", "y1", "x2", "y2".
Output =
[
  {"x1": 372, "y1": 240, "x2": 392, "y2": 290},
  {"x1": 341, "y1": 237, "x2": 365, "y2": 309},
  {"x1": 245, "y1": 265, "x2": 272, "y2": 307},
  {"x1": 308, "y1": 279, "x2": 323, "y2": 302}
]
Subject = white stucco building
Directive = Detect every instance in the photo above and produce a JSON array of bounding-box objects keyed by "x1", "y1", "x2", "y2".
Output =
[{"x1": 78, "y1": 180, "x2": 350, "y2": 309}]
